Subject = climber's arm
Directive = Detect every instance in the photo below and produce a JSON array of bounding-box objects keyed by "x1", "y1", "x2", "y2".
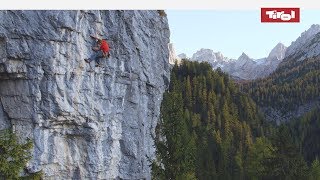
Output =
[
  {"x1": 102, "y1": 51, "x2": 107, "y2": 57},
  {"x1": 92, "y1": 46, "x2": 100, "y2": 51},
  {"x1": 90, "y1": 35, "x2": 101, "y2": 41}
]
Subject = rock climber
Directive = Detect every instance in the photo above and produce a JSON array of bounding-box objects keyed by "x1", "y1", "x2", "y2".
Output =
[{"x1": 84, "y1": 35, "x2": 110, "y2": 67}]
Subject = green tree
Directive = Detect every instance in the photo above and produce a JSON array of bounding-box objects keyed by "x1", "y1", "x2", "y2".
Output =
[
  {"x1": 309, "y1": 158, "x2": 320, "y2": 180},
  {"x1": 154, "y1": 60, "x2": 269, "y2": 180},
  {"x1": 263, "y1": 126, "x2": 308, "y2": 180},
  {"x1": 152, "y1": 90, "x2": 196, "y2": 179},
  {"x1": 245, "y1": 137, "x2": 273, "y2": 180},
  {"x1": 0, "y1": 129, "x2": 33, "y2": 179},
  {"x1": 185, "y1": 76, "x2": 193, "y2": 109}
]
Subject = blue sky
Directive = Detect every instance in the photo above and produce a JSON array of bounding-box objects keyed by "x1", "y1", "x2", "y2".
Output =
[{"x1": 167, "y1": 10, "x2": 320, "y2": 59}]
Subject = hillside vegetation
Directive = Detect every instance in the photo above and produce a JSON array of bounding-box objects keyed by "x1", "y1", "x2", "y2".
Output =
[
  {"x1": 152, "y1": 60, "x2": 320, "y2": 180},
  {"x1": 243, "y1": 56, "x2": 320, "y2": 112}
]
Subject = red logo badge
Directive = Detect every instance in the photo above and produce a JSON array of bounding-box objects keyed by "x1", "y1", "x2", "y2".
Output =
[{"x1": 261, "y1": 8, "x2": 300, "y2": 23}]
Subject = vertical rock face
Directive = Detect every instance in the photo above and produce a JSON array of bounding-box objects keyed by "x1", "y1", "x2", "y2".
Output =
[
  {"x1": 168, "y1": 43, "x2": 181, "y2": 64},
  {"x1": 0, "y1": 10, "x2": 170, "y2": 179}
]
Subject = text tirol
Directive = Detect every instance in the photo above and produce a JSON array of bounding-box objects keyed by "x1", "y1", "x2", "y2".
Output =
[{"x1": 261, "y1": 8, "x2": 300, "y2": 23}]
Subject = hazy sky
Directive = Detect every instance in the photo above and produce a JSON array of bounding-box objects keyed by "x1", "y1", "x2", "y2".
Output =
[{"x1": 167, "y1": 10, "x2": 320, "y2": 59}]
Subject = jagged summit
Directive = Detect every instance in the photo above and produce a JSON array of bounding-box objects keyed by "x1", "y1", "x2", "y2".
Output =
[
  {"x1": 285, "y1": 24, "x2": 320, "y2": 58},
  {"x1": 268, "y1": 42, "x2": 287, "y2": 60},
  {"x1": 188, "y1": 43, "x2": 288, "y2": 80},
  {"x1": 192, "y1": 48, "x2": 214, "y2": 61},
  {"x1": 178, "y1": 53, "x2": 187, "y2": 59},
  {"x1": 182, "y1": 25, "x2": 320, "y2": 80},
  {"x1": 238, "y1": 52, "x2": 250, "y2": 60},
  {"x1": 215, "y1": 51, "x2": 224, "y2": 60},
  {"x1": 191, "y1": 48, "x2": 231, "y2": 64},
  {"x1": 301, "y1": 24, "x2": 320, "y2": 39}
]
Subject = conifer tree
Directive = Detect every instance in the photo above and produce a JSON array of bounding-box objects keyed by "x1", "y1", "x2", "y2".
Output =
[{"x1": 0, "y1": 129, "x2": 33, "y2": 179}]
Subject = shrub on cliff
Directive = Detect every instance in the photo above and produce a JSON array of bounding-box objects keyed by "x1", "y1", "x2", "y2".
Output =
[
  {"x1": 0, "y1": 129, "x2": 33, "y2": 179},
  {"x1": 157, "y1": 10, "x2": 167, "y2": 17}
]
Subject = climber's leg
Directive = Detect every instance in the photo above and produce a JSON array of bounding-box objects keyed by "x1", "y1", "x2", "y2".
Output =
[
  {"x1": 95, "y1": 51, "x2": 106, "y2": 67},
  {"x1": 84, "y1": 53, "x2": 98, "y2": 63}
]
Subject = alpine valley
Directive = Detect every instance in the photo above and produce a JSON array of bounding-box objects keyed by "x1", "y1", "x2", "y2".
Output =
[{"x1": 155, "y1": 24, "x2": 320, "y2": 180}]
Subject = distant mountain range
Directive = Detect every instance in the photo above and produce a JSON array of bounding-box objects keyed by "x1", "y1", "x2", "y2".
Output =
[
  {"x1": 244, "y1": 24, "x2": 320, "y2": 123},
  {"x1": 172, "y1": 24, "x2": 320, "y2": 80}
]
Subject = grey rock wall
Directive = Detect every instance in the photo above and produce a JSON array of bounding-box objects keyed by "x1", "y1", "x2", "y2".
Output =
[
  {"x1": 168, "y1": 43, "x2": 181, "y2": 65},
  {"x1": 0, "y1": 10, "x2": 170, "y2": 179}
]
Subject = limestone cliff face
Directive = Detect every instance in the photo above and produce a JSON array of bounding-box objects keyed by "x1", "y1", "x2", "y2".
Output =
[
  {"x1": 0, "y1": 10, "x2": 170, "y2": 179},
  {"x1": 168, "y1": 43, "x2": 181, "y2": 65}
]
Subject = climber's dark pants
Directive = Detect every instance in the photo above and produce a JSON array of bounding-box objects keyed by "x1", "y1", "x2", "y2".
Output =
[{"x1": 88, "y1": 51, "x2": 106, "y2": 65}]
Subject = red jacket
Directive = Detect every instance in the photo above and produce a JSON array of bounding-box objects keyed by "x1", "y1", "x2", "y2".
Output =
[{"x1": 100, "y1": 40, "x2": 110, "y2": 53}]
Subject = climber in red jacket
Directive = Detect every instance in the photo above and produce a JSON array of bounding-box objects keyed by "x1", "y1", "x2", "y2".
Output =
[{"x1": 84, "y1": 35, "x2": 111, "y2": 67}]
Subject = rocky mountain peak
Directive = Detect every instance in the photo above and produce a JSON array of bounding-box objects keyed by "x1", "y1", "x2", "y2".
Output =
[
  {"x1": 215, "y1": 51, "x2": 223, "y2": 59},
  {"x1": 238, "y1": 52, "x2": 251, "y2": 61},
  {"x1": 268, "y1": 42, "x2": 287, "y2": 60},
  {"x1": 178, "y1": 53, "x2": 187, "y2": 59},
  {"x1": 194, "y1": 48, "x2": 213, "y2": 55},
  {"x1": 301, "y1": 24, "x2": 320, "y2": 38},
  {"x1": 214, "y1": 51, "x2": 231, "y2": 62},
  {"x1": 192, "y1": 48, "x2": 217, "y2": 62},
  {"x1": 285, "y1": 24, "x2": 320, "y2": 58},
  {"x1": 191, "y1": 48, "x2": 230, "y2": 64},
  {"x1": 182, "y1": 25, "x2": 320, "y2": 81}
]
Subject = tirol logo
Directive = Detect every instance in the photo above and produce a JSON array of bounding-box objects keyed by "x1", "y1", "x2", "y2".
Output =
[{"x1": 261, "y1": 8, "x2": 300, "y2": 23}]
